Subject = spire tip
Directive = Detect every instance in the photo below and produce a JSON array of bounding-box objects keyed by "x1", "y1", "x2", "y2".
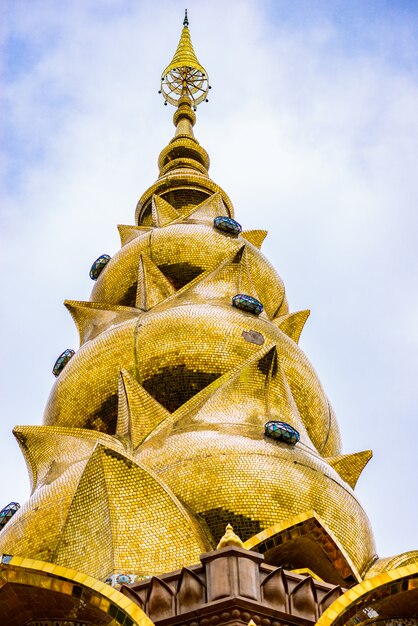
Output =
[{"x1": 160, "y1": 10, "x2": 209, "y2": 108}]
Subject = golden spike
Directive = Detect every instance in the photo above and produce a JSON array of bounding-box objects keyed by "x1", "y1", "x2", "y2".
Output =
[
  {"x1": 163, "y1": 20, "x2": 206, "y2": 79},
  {"x1": 151, "y1": 194, "x2": 180, "y2": 227},
  {"x1": 54, "y1": 444, "x2": 209, "y2": 578},
  {"x1": 153, "y1": 245, "x2": 265, "y2": 316},
  {"x1": 272, "y1": 310, "x2": 311, "y2": 344},
  {"x1": 139, "y1": 343, "x2": 311, "y2": 447},
  {"x1": 12, "y1": 425, "x2": 122, "y2": 494},
  {"x1": 53, "y1": 444, "x2": 113, "y2": 578},
  {"x1": 116, "y1": 369, "x2": 170, "y2": 451},
  {"x1": 241, "y1": 230, "x2": 268, "y2": 249},
  {"x1": 172, "y1": 191, "x2": 229, "y2": 223},
  {"x1": 326, "y1": 450, "x2": 373, "y2": 489},
  {"x1": 117, "y1": 224, "x2": 152, "y2": 247},
  {"x1": 261, "y1": 346, "x2": 311, "y2": 437},
  {"x1": 64, "y1": 300, "x2": 140, "y2": 346},
  {"x1": 135, "y1": 253, "x2": 176, "y2": 311},
  {"x1": 217, "y1": 524, "x2": 244, "y2": 549}
]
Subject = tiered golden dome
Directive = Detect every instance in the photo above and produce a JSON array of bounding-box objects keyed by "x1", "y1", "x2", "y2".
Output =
[{"x1": 0, "y1": 14, "x2": 416, "y2": 596}]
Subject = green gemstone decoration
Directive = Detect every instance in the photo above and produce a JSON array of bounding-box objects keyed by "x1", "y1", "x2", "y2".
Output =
[
  {"x1": 264, "y1": 421, "x2": 300, "y2": 445},
  {"x1": 214, "y1": 216, "x2": 242, "y2": 235},
  {"x1": 0, "y1": 502, "x2": 20, "y2": 531},
  {"x1": 232, "y1": 294, "x2": 263, "y2": 316},
  {"x1": 90, "y1": 254, "x2": 111, "y2": 280},
  {"x1": 52, "y1": 349, "x2": 75, "y2": 377}
]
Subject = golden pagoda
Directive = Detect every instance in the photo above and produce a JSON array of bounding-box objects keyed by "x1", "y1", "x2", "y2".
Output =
[{"x1": 0, "y1": 12, "x2": 417, "y2": 625}]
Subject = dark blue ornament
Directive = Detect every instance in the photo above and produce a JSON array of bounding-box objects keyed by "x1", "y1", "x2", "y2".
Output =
[
  {"x1": 0, "y1": 502, "x2": 20, "y2": 531},
  {"x1": 232, "y1": 294, "x2": 263, "y2": 316},
  {"x1": 214, "y1": 216, "x2": 242, "y2": 235},
  {"x1": 264, "y1": 421, "x2": 300, "y2": 445},
  {"x1": 89, "y1": 254, "x2": 111, "y2": 280},
  {"x1": 52, "y1": 349, "x2": 75, "y2": 377}
]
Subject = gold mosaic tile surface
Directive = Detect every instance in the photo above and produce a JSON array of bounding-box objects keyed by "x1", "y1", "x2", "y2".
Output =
[
  {"x1": 1, "y1": 17, "x2": 417, "y2": 593},
  {"x1": 0, "y1": 426, "x2": 207, "y2": 578}
]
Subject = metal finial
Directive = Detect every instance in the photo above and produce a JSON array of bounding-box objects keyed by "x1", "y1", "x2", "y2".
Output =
[
  {"x1": 160, "y1": 12, "x2": 209, "y2": 108},
  {"x1": 216, "y1": 524, "x2": 245, "y2": 549},
  {"x1": 183, "y1": 9, "x2": 189, "y2": 26}
]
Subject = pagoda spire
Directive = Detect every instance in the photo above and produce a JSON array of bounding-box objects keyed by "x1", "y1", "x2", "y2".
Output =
[{"x1": 135, "y1": 11, "x2": 234, "y2": 227}]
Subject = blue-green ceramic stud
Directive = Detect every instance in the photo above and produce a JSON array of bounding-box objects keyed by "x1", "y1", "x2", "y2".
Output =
[
  {"x1": 232, "y1": 294, "x2": 263, "y2": 316},
  {"x1": 53, "y1": 349, "x2": 75, "y2": 377},
  {"x1": 264, "y1": 421, "x2": 300, "y2": 445},
  {"x1": 0, "y1": 502, "x2": 20, "y2": 531},
  {"x1": 116, "y1": 574, "x2": 131, "y2": 585},
  {"x1": 90, "y1": 254, "x2": 111, "y2": 280},
  {"x1": 214, "y1": 216, "x2": 242, "y2": 235}
]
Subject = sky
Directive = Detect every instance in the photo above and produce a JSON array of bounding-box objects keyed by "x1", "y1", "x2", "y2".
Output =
[{"x1": 1, "y1": 0, "x2": 417, "y2": 562}]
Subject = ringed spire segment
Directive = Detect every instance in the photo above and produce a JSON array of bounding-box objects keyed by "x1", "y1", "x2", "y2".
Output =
[{"x1": 161, "y1": 11, "x2": 209, "y2": 107}]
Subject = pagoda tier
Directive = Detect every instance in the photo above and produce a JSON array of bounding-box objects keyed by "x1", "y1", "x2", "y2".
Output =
[{"x1": 0, "y1": 14, "x2": 417, "y2": 625}]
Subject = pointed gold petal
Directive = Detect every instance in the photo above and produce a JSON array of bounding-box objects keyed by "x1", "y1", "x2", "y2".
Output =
[
  {"x1": 152, "y1": 194, "x2": 179, "y2": 227},
  {"x1": 12, "y1": 425, "x2": 122, "y2": 493},
  {"x1": 141, "y1": 343, "x2": 310, "y2": 446},
  {"x1": 65, "y1": 300, "x2": 140, "y2": 346},
  {"x1": 0, "y1": 427, "x2": 123, "y2": 572},
  {"x1": 135, "y1": 253, "x2": 176, "y2": 311},
  {"x1": 53, "y1": 444, "x2": 113, "y2": 579},
  {"x1": 326, "y1": 450, "x2": 373, "y2": 489},
  {"x1": 55, "y1": 444, "x2": 209, "y2": 578},
  {"x1": 241, "y1": 230, "x2": 268, "y2": 249},
  {"x1": 174, "y1": 191, "x2": 229, "y2": 223},
  {"x1": 272, "y1": 310, "x2": 311, "y2": 344},
  {"x1": 153, "y1": 245, "x2": 263, "y2": 313},
  {"x1": 117, "y1": 224, "x2": 153, "y2": 246},
  {"x1": 141, "y1": 367, "x2": 235, "y2": 444},
  {"x1": 260, "y1": 346, "x2": 310, "y2": 438},
  {"x1": 117, "y1": 369, "x2": 170, "y2": 450}
]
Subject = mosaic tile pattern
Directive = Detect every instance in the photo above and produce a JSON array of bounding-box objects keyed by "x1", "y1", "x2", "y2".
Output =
[
  {"x1": 0, "y1": 426, "x2": 207, "y2": 578},
  {"x1": 2, "y1": 16, "x2": 417, "y2": 599}
]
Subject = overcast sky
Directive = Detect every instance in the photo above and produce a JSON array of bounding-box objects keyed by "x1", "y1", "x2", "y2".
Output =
[{"x1": 1, "y1": 0, "x2": 417, "y2": 562}]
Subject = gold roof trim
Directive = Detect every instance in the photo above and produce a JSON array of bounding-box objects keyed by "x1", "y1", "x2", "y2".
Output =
[
  {"x1": 316, "y1": 563, "x2": 418, "y2": 626},
  {"x1": 0, "y1": 556, "x2": 152, "y2": 626}
]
